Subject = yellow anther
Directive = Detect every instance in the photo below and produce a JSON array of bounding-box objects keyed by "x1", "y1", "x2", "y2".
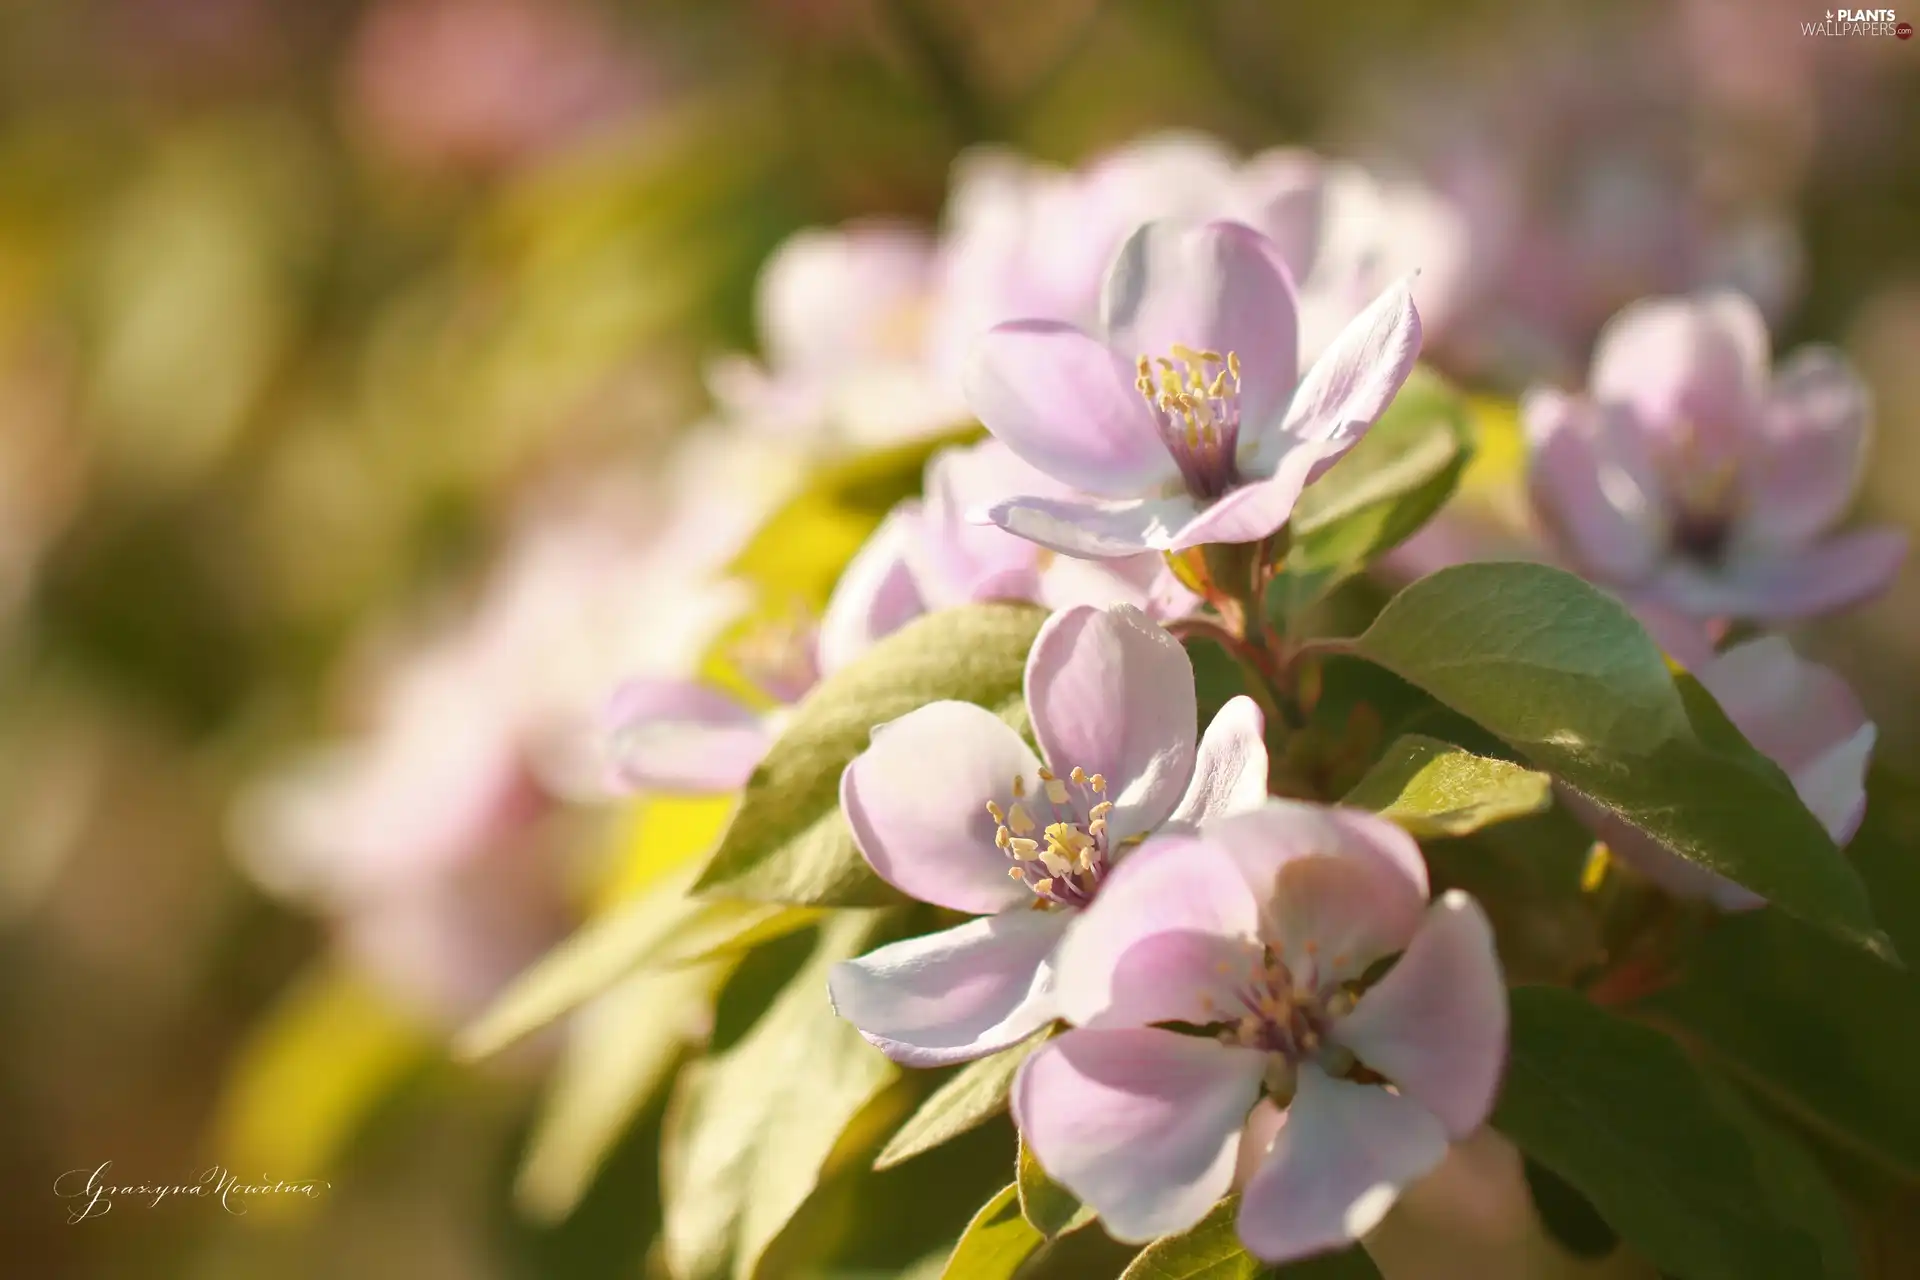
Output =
[
  {"x1": 986, "y1": 800, "x2": 1004, "y2": 822},
  {"x1": 1069, "y1": 767, "x2": 1087, "y2": 785},
  {"x1": 1011, "y1": 775, "x2": 1026, "y2": 797},
  {"x1": 1089, "y1": 801, "x2": 1113, "y2": 820},
  {"x1": 1008, "y1": 866, "x2": 1026, "y2": 880},
  {"x1": 1087, "y1": 818, "x2": 1106, "y2": 839},
  {"x1": 1045, "y1": 779, "x2": 1069, "y2": 805},
  {"x1": 1089, "y1": 774, "x2": 1107, "y2": 793},
  {"x1": 1008, "y1": 836, "x2": 1039, "y2": 856},
  {"x1": 1227, "y1": 351, "x2": 1241, "y2": 380},
  {"x1": 1040, "y1": 849, "x2": 1074, "y2": 877},
  {"x1": 1207, "y1": 368, "x2": 1230, "y2": 398},
  {"x1": 1008, "y1": 804, "x2": 1035, "y2": 836},
  {"x1": 995, "y1": 826, "x2": 1011, "y2": 850},
  {"x1": 1033, "y1": 877, "x2": 1054, "y2": 897},
  {"x1": 1037, "y1": 766, "x2": 1054, "y2": 781}
]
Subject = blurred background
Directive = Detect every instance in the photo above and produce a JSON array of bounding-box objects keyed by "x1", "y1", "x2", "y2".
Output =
[{"x1": 0, "y1": 0, "x2": 1914, "y2": 1276}]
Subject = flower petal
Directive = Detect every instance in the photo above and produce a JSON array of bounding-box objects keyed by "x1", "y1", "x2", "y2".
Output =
[
  {"x1": 1052, "y1": 834, "x2": 1262, "y2": 1029},
  {"x1": 982, "y1": 492, "x2": 1205, "y2": 558},
  {"x1": 1591, "y1": 291, "x2": 1769, "y2": 443},
  {"x1": 827, "y1": 909, "x2": 1069, "y2": 1067},
  {"x1": 964, "y1": 320, "x2": 1177, "y2": 497},
  {"x1": 1236, "y1": 1067, "x2": 1449, "y2": 1265},
  {"x1": 1743, "y1": 346, "x2": 1871, "y2": 547},
  {"x1": 1333, "y1": 890, "x2": 1508, "y2": 1139},
  {"x1": 1268, "y1": 274, "x2": 1421, "y2": 463},
  {"x1": 911, "y1": 440, "x2": 1057, "y2": 606},
  {"x1": 1167, "y1": 695, "x2": 1271, "y2": 830},
  {"x1": 1026, "y1": 603, "x2": 1198, "y2": 841},
  {"x1": 841, "y1": 701, "x2": 1040, "y2": 914},
  {"x1": 1692, "y1": 637, "x2": 1874, "y2": 843},
  {"x1": 1013, "y1": 1028, "x2": 1266, "y2": 1243},
  {"x1": 1203, "y1": 801, "x2": 1430, "y2": 985},
  {"x1": 1654, "y1": 527, "x2": 1907, "y2": 621},
  {"x1": 1168, "y1": 436, "x2": 1351, "y2": 550},
  {"x1": 1101, "y1": 219, "x2": 1301, "y2": 430},
  {"x1": 818, "y1": 508, "x2": 928, "y2": 675},
  {"x1": 1524, "y1": 389, "x2": 1667, "y2": 584},
  {"x1": 604, "y1": 680, "x2": 770, "y2": 794}
]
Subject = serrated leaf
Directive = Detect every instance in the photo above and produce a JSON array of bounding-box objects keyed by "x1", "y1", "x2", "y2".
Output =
[
  {"x1": 514, "y1": 959, "x2": 729, "y2": 1222},
  {"x1": 1348, "y1": 562, "x2": 1882, "y2": 951},
  {"x1": 1018, "y1": 1136, "x2": 1095, "y2": 1238},
  {"x1": 1638, "y1": 907, "x2": 1920, "y2": 1181},
  {"x1": 1119, "y1": 1196, "x2": 1381, "y2": 1279},
  {"x1": 695, "y1": 603, "x2": 1050, "y2": 906},
  {"x1": 874, "y1": 1031, "x2": 1048, "y2": 1171},
  {"x1": 1493, "y1": 986, "x2": 1827, "y2": 1280},
  {"x1": 661, "y1": 912, "x2": 902, "y2": 1280},
  {"x1": 939, "y1": 1183, "x2": 1047, "y2": 1280},
  {"x1": 1343, "y1": 735, "x2": 1552, "y2": 838}
]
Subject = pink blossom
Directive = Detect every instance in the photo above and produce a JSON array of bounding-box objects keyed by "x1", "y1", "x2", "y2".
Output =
[
  {"x1": 1564, "y1": 635, "x2": 1874, "y2": 911},
  {"x1": 964, "y1": 219, "x2": 1421, "y2": 558},
  {"x1": 1526, "y1": 291, "x2": 1906, "y2": 620},
  {"x1": 1013, "y1": 802, "x2": 1506, "y2": 1262},
  {"x1": 827, "y1": 604, "x2": 1270, "y2": 1066}
]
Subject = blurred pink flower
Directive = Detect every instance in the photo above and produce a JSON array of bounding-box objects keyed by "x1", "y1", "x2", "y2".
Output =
[
  {"x1": 1564, "y1": 635, "x2": 1875, "y2": 911},
  {"x1": 1015, "y1": 802, "x2": 1505, "y2": 1261},
  {"x1": 966, "y1": 219, "x2": 1420, "y2": 557},
  {"x1": 344, "y1": 0, "x2": 650, "y2": 176},
  {"x1": 1526, "y1": 291, "x2": 1906, "y2": 622},
  {"x1": 827, "y1": 603, "x2": 1269, "y2": 1066}
]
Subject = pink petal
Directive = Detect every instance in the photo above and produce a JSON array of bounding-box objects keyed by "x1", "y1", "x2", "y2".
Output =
[
  {"x1": 818, "y1": 508, "x2": 928, "y2": 675},
  {"x1": 603, "y1": 679, "x2": 770, "y2": 794},
  {"x1": 1654, "y1": 527, "x2": 1907, "y2": 621},
  {"x1": 964, "y1": 320, "x2": 1177, "y2": 498},
  {"x1": 1167, "y1": 695, "x2": 1271, "y2": 830},
  {"x1": 1268, "y1": 275, "x2": 1421, "y2": 462},
  {"x1": 1590, "y1": 292, "x2": 1769, "y2": 443},
  {"x1": 1692, "y1": 638, "x2": 1874, "y2": 843},
  {"x1": 912, "y1": 440, "x2": 1056, "y2": 606},
  {"x1": 757, "y1": 222, "x2": 937, "y2": 374},
  {"x1": 1238, "y1": 148, "x2": 1327, "y2": 284},
  {"x1": 1168, "y1": 436, "x2": 1351, "y2": 550},
  {"x1": 982, "y1": 492, "x2": 1205, "y2": 558},
  {"x1": 1013, "y1": 1028, "x2": 1266, "y2": 1243},
  {"x1": 1743, "y1": 347, "x2": 1871, "y2": 547},
  {"x1": 1203, "y1": 802, "x2": 1430, "y2": 986},
  {"x1": 826, "y1": 908, "x2": 1069, "y2": 1067},
  {"x1": 1100, "y1": 220, "x2": 1301, "y2": 430},
  {"x1": 1052, "y1": 834, "x2": 1263, "y2": 1029},
  {"x1": 1524, "y1": 390, "x2": 1666, "y2": 584},
  {"x1": 841, "y1": 701, "x2": 1040, "y2": 915},
  {"x1": 1026, "y1": 603, "x2": 1198, "y2": 841},
  {"x1": 1237, "y1": 1067, "x2": 1449, "y2": 1265},
  {"x1": 1333, "y1": 891, "x2": 1507, "y2": 1139}
]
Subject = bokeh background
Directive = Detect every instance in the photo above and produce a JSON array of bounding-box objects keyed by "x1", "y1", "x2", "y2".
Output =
[{"x1": 0, "y1": 1, "x2": 1915, "y2": 1276}]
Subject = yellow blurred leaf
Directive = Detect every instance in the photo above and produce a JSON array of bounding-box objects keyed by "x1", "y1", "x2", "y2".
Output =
[{"x1": 207, "y1": 962, "x2": 430, "y2": 1215}]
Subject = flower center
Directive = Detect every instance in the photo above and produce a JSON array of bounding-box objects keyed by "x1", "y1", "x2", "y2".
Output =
[
  {"x1": 1203, "y1": 939, "x2": 1364, "y2": 1103},
  {"x1": 1135, "y1": 345, "x2": 1244, "y2": 501},
  {"x1": 986, "y1": 766, "x2": 1113, "y2": 908},
  {"x1": 1660, "y1": 430, "x2": 1742, "y2": 565},
  {"x1": 730, "y1": 615, "x2": 821, "y2": 704}
]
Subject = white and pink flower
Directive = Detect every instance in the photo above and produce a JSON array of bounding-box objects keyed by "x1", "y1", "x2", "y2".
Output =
[
  {"x1": 1525, "y1": 291, "x2": 1906, "y2": 621},
  {"x1": 826, "y1": 603, "x2": 1270, "y2": 1066},
  {"x1": 1014, "y1": 801, "x2": 1506, "y2": 1263},
  {"x1": 964, "y1": 219, "x2": 1422, "y2": 558}
]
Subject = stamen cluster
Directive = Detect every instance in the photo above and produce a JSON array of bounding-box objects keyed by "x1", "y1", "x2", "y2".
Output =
[
  {"x1": 988, "y1": 765, "x2": 1112, "y2": 908},
  {"x1": 1135, "y1": 344, "x2": 1244, "y2": 500}
]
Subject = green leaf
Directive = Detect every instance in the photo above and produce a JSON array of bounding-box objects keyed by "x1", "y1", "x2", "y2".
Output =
[
  {"x1": 1271, "y1": 368, "x2": 1472, "y2": 623},
  {"x1": 1342, "y1": 734, "x2": 1552, "y2": 837},
  {"x1": 938, "y1": 1184, "x2": 1048, "y2": 1280},
  {"x1": 455, "y1": 873, "x2": 744, "y2": 1059},
  {"x1": 874, "y1": 1032, "x2": 1048, "y2": 1171},
  {"x1": 695, "y1": 603, "x2": 1050, "y2": 906},
  {"x1": 1706, "y1": 1078, "x2": 1863, "y2": 1280},
  {"x1": 1119, "y1": 1196, "x2": 1382, "y2": 1279},
  {"x1": 514, "y1": 960, "x2": 728, "y2": 1222},
  {"x1": 1637, "y1": 908, "x2": 1920, "y2": 1181},
  {"x1": 1018, "y1": 1137, "x2": 1095, "y2": 1239},
  {"x1": 1348, "y1": 562, "x2": 1882, "y2": 950},
  {"x1": 1493, "y1": 986, "x2": 1827, "y2": 1280},
  {"x1": 661, "y1": 912, "x2": 902, "y2": 1280}
]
